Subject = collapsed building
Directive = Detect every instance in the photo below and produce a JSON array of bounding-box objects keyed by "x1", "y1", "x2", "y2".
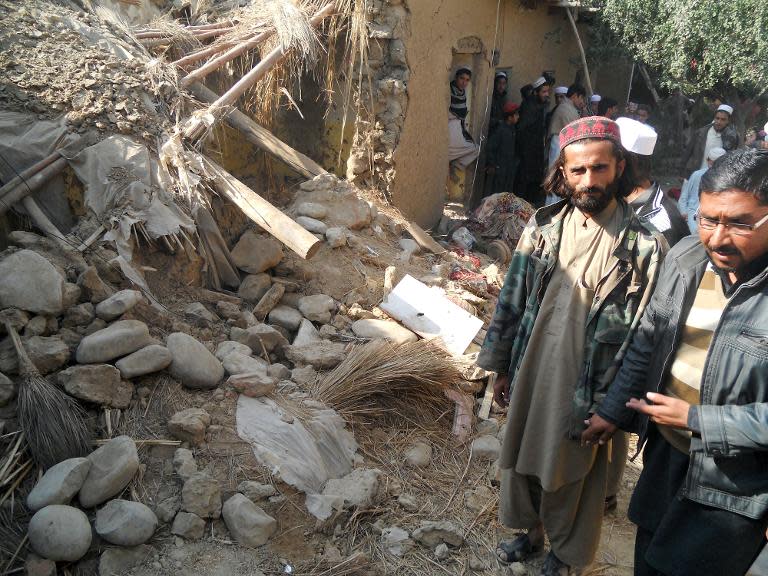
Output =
[{"x1": 0, "y1": 1, "x2": 638, "y2": 575}]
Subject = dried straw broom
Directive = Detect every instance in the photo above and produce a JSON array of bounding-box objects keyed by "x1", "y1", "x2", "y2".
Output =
[
  {"x1": 3, "y1": 323, "x2": 91, "y2": 469},
  {"x1": 310, "y1": 339, "x2": 462, "y2": 423}
]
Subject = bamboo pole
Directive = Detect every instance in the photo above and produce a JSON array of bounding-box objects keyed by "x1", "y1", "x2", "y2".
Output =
[
  {"x1": 0, "y1": 151, "x2": 62, "y2": 200},
  {"x1": 173, "y1": 39, "x2": 242, "y2": 68},
  {"x1": 202, "y1": 157, "x2": 322, "y2": 260},
  {"x1": 189, "y1": 83, "x2": 325, "y2": 179},
  {"x1": 565, "y1": 7, "x2": 593, "y2": 96},
  {"x1": 180, "y1": 29, "x2": 273, "y2": 87},
  {"x1": 182, "y1": 2, "x2": 336, "y2": 142},
  {"x1": 0, "y1": 157, "x2": 67, "y2": 216}
]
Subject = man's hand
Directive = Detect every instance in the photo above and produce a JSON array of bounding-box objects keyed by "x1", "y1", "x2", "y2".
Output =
[
  {"x1": 626, "y1": 392, "x2": 691, "y2": 429},
  {"x1": 493, "y1": 373, "x2": 510, "y2": 408},
  {"x1": 581, "y1": 414, "x2": 617, "y2": 446}
]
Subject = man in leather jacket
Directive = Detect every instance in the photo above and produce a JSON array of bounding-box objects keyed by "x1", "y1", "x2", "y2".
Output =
[{"x1": 583, "y1": 148, "x2": 768, "y2": 576}]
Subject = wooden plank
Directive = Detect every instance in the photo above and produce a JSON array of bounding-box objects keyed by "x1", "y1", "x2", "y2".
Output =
[
  {"x1": 478, "y1": 373, "x2": 496, "y2": 420},
  {"x1": 202, "y1": 157, "x2": 322, "y2": 260},
  {"x1": 189, "y1": 83, "x2": 325, "y2": 179},
  {"x1": 405, "y1": 221, "x2": 446, "y2": 255}
]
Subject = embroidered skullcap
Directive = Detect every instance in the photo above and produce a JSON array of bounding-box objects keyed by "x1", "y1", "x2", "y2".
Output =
[
  {"x1": 707, "y1": 147, "x2": 727, "y2": 161},
  {"x1": 559, "y1": 116, "x2": 621, "y2": 150},
  {"x1": 495, "y1": 71, "x2": 508, "y2": 80},
  {"x1": 555, "y1": 86, "x2": 568, "y2": 95},
  {"x1": 616, "y1": 117, "x2": 657, "y2": 156},
  {"x1": 716, "y1": 104, "x2": 734, "y2": 115},
  {"x1": 532, "y1": 76, "x2": 547, "y2": 89},
  {"x1": 502, "y1": 102, "x2": 520, "y2": 114},
  {"x1": 590, "y1": 94, "x2": 602, "y2": 103}
]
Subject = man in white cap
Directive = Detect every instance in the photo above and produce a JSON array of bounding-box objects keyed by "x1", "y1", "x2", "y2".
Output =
[
  {"x1": 515, "y1": 76, "x2": 551, "y2": 205},
  {"x1": 587, "y1": 93, "x2": 601, "y2": 116},
  {"x1": 617, "y1": 116, "x2": 689, "y2": 246},
  {"x1": 554, "y1": 86, "x2": 568, "y2": 106},
  {"x1": 490, "y1": 70, "x2": 510, "y2": 136},
  {"x1": 546, "y1": 84, "x2": 586, "y2": 168},
  {"x1": 679, "y1": 146, "x2": 727, "y2": 232},
  {"x1": 682, "y1": 103, "x2": 740, "y2": 174}
]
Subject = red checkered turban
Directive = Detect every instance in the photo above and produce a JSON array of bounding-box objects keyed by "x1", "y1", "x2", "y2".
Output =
[{"x1": 559, "y1": 116, "x2": 621, "y2": 150}]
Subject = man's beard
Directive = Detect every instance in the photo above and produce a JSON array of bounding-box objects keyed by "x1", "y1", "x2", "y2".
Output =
[{"x1": 565, "y1": 179, "x2": 620, "y2": 214}]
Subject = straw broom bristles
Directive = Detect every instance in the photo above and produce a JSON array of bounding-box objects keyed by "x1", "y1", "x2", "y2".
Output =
[
  {"x1": 4, "y1": 324, "x2": 91, "y2": 470},
  {"x1": 310, "y1": 339, "x2": 461, "y2": 422}
]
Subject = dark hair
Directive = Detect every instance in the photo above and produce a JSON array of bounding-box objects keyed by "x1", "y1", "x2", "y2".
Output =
[
  {"x1": 598, "y1": 97, "x2": 618, "y2": 116},
  {"x1": 455, "y1": 68, "x2": 472, "y2": 79},
  {"x1": 543, "y1": 138, "x2": 636, "y2": 199},
  {"x1": 567, "y1": 84, "x2": 586, "y2": 98},
  {"x1": 637, "y1": 103, "x2": 652, "y2": 115},
  {"x1": 520, "y1": 84, "x2": 533, "y2": 100},
  {"x1": 626, "y1": 152, "x2": 653, "y2": 184},
  {"x1": 700, "y1": 148, "x2": 768, "y2": 205}
]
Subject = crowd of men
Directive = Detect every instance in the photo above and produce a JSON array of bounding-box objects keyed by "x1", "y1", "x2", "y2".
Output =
[{"x1": 455, "y1": 70, "x2": 768, "y2": 576}]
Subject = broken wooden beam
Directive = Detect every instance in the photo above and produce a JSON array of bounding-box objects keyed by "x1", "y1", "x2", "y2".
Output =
[
  {"x1": 406, "y1": 221, "x2": 447, "y2": 255},
  {"x1": 202, "y1": 157, "x2": 322, "y2": 260},
  {"x1": 189, "y1": 83, "x2": 325, "y2": 179},
  {"x1": 0, "y1": 150, "x2": 63, "y2": 200},
  {"x1": 180, "y1": 29, "x2": 272, "y2": 86},
  {"x1": 182, "y1": 2, "x2": 336, "y2": 142},
  {"x1": 0, "y1": 157, "x2": 68, "y2": 216}
]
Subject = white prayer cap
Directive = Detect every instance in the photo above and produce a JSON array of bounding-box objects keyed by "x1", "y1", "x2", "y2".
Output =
[
  {"x1": 708, "y1": 147, "x2": 727, "y2": 161},
  {"x1": 616, "y1": 116, "x2": 658, "y2": 156},
  {"x1": 495, "y1": 71, "x2": 508, "y2": 80},
  {"x1": 590, "y1": 94, "x2": 602, "y2": 103},
  {"x1": 555, "y1": 86, "x2": 568, "y2": 95},
  {"x1": 716, "y1": 104, "x2": 734, "y2": 115},
  {"x1": 532, "y1": 76, "x2": 547, "y2": 89}
]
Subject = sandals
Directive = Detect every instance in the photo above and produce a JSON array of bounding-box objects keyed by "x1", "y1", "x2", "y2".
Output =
[{"x1": 496, "y1": 533, "x2": 544, "y2": 563}]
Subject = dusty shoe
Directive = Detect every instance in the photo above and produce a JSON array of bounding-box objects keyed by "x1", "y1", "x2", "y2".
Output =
[
  {"x1": 496, "y1": 533, "x2": 543, "y2": 564},
  {"x1": 604, "y1": 494, "x2": 618, "y2": 513},
  {"x1": 540, "y1": 551, "x2": 569, "y2": 576}
]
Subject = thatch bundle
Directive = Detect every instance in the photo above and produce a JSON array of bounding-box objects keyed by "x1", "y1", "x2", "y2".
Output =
[{"x1": 310, "y1": 339, "x2": 462, "y2": 424}]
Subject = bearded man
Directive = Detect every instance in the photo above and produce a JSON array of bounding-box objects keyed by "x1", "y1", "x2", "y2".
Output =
[{"x1": 477, "y1": 117, "x2": 665, "y2": 575}]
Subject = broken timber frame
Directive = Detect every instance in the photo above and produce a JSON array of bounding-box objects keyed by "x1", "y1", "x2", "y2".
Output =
[
  {"x1": 201, "y1": 157, "x2": 322, "y2": 260},
  {"x1": 189, "y1": 83, "x2": 325, "y2": 179}
]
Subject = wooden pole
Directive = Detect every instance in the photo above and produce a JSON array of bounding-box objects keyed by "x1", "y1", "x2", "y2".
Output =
[
  {"x1": 173, "y1": 39, "x2": 243, "y2": 68},
  {"x1": 188, "y1": 83, "x2": 325, "y2": 179},
  {"x1": 180, "y1": 29, "x2": 272, "y2": 87},
  {"x1": 182, "y1": 2, "x2": 336, "y2": 142},
  {"x1": 20, "y1": 196, "x2": 71, "y2": 250},
  {"x1": 202, "y1": 157, "x2": 322, "y2": 260},
  {"x1": 0, "y1": 157, "x2": 67, "y2": 216},
  {"x1": 0, "y1": 151, "x2": 63, "y2": 200},
  {"x1": 637, "y1": 63, "x2": 661, "y2": 106},
  {"x1": 565, "y1": 7, "x2": 593, "y2": 96}
]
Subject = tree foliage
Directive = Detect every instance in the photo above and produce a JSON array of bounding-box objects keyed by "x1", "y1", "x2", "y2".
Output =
[{"x1": 588, "y1": 0, "x2": 768, "y2": 95}]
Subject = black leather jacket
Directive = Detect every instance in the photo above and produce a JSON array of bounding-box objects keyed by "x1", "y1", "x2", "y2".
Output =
[{"x1": 598, "y1": 237, "x2": 768, "y2": 520}]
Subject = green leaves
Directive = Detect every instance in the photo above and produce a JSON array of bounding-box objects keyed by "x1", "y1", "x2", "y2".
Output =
[{"x1": 587, "y1": 0, "x2": 768, "y2": 94}]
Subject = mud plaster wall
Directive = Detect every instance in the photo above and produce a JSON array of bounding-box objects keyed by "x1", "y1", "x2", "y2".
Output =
[{"x1": 390, "y1": 2, "x2": 586, "y2": 228}]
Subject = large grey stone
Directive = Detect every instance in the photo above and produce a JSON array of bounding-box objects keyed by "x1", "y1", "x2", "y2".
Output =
[
  {"x1": 231, "y1": 231, "x2": 283, "y2": 274},
  {"x1": 285, "y1": 341, "x2": 347, "y2": 369},
  {"x1": 25, "y1": 336, "x2": 69, "y2": 375},
  {"x1": 325, "y1": 227, "x2": 347, "y2": 248},
  {"x1": 76, "y1": 320, "x2": 151, "y2": 364},
  {"x1": 184, "y1": 302, "x2": 218, "y2": 325},
  {"x1": 28, "y1": 505, "x2": 92, "y2": 562},
  {"x1": 99, "y1": 545, "x2": 153, "y2": 576},
  {"x1": 296, "y1": 202, "x2": 328, "y2": 219},
  {"x1": 76, "y1": 266, "x2": 115, "y2": 304},
  {"x1": 298, "y1": 294, "x2": 335, "y2": 323},
  {"x1": 382, "y1": 526, "x2": 413, "y2": 556},
  {"x1": 215, "y1": 300, "x2": 241, "y2": 320},
  {"x1": 168, "y1": 408, "x2": 210, "y2": 445},
  {"x1": 24, "y1": 554, "x2": 56, "y2": 576},
  {"x1": 167, "y1": 332, "x2": 224, "y2": 389},
  {"x1": 351, "y1": 319, "x2": 418, "y2": 345},
  {"x1": 27, "y1": 457, "x2": 91, "y2": 511},
  {"x1": 292, "y1": 319, "x2": 321, "y2": 347},
  {"x1": 222, "y1": 352, "x2": 268, "y2": 377},
  {"x1": 62, "y1": 303, "x2": 95, "y2": 328},
  {"x1": 171, "y1": 511, "x2": 205, "y2": 540},
  {"x1": 95, "y1": 289, "x2": 143, "y2": 321},
  {"x1": 173, "y1": 448, "x2": 197, "y2": 481},
  {"x1": 0, "y1": 308, "x2": 29, "y2": 335},
  {"x1": 155, "y1": 494, "x2": 180, "y2": 523},
  {"x1": 296, "y1": 216, "x2": 328, "y2": 235},
  {"x1": 268, "y1": 305, "x2": 303, "y2": 332},
  {"x1": 0, "y1": 250, "x2": 65, "y2": 315},
  {"x1": 227, "y1": 372, "x2": 277, "y2": 398},
  {"x1": 238, "y1": 274, "x2": 272, "y2": 303},
  {"x1": 412, "y1": 520, "x2": 464, "y2": 549},
  {"x1": 322, "y1": 468, "x2": 381, "y2": 510},
  {"x1": 95, "y1": 499, "x2": 158, "y2": 546},
  {"x1": 471, "y1": 435, "x2": 501, "y2": 461},
  {"x1": 115, "y1": 345, "x2": 172, "y2": 379},
  {"x1": 57, "y1": 364, "x2": 133, "y2": 408},
  {"x1": 237, "y1": 481, "x2": 277, "y2": 501},
  {"x1": 215, "y1": 340, "x2": 252, "y2": 361},
  {"x1": 230, "y1": 324, "x2": 288, "y2": 354},
  {"x1": 0, "y1": 371, "x2": 14, "y2": 406},
  {"x1": 182, "y1": 473, "x2": 221, "y2": 518},
  {"x1": 221, "y1": 493, "x2": 276, "y2": 547},
  {"x1": 404, "y1": 441, "x2": 432, "y2": 468},
  {"x1": 79, "y1": 436, "x2": 139, "y2": 508}
]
